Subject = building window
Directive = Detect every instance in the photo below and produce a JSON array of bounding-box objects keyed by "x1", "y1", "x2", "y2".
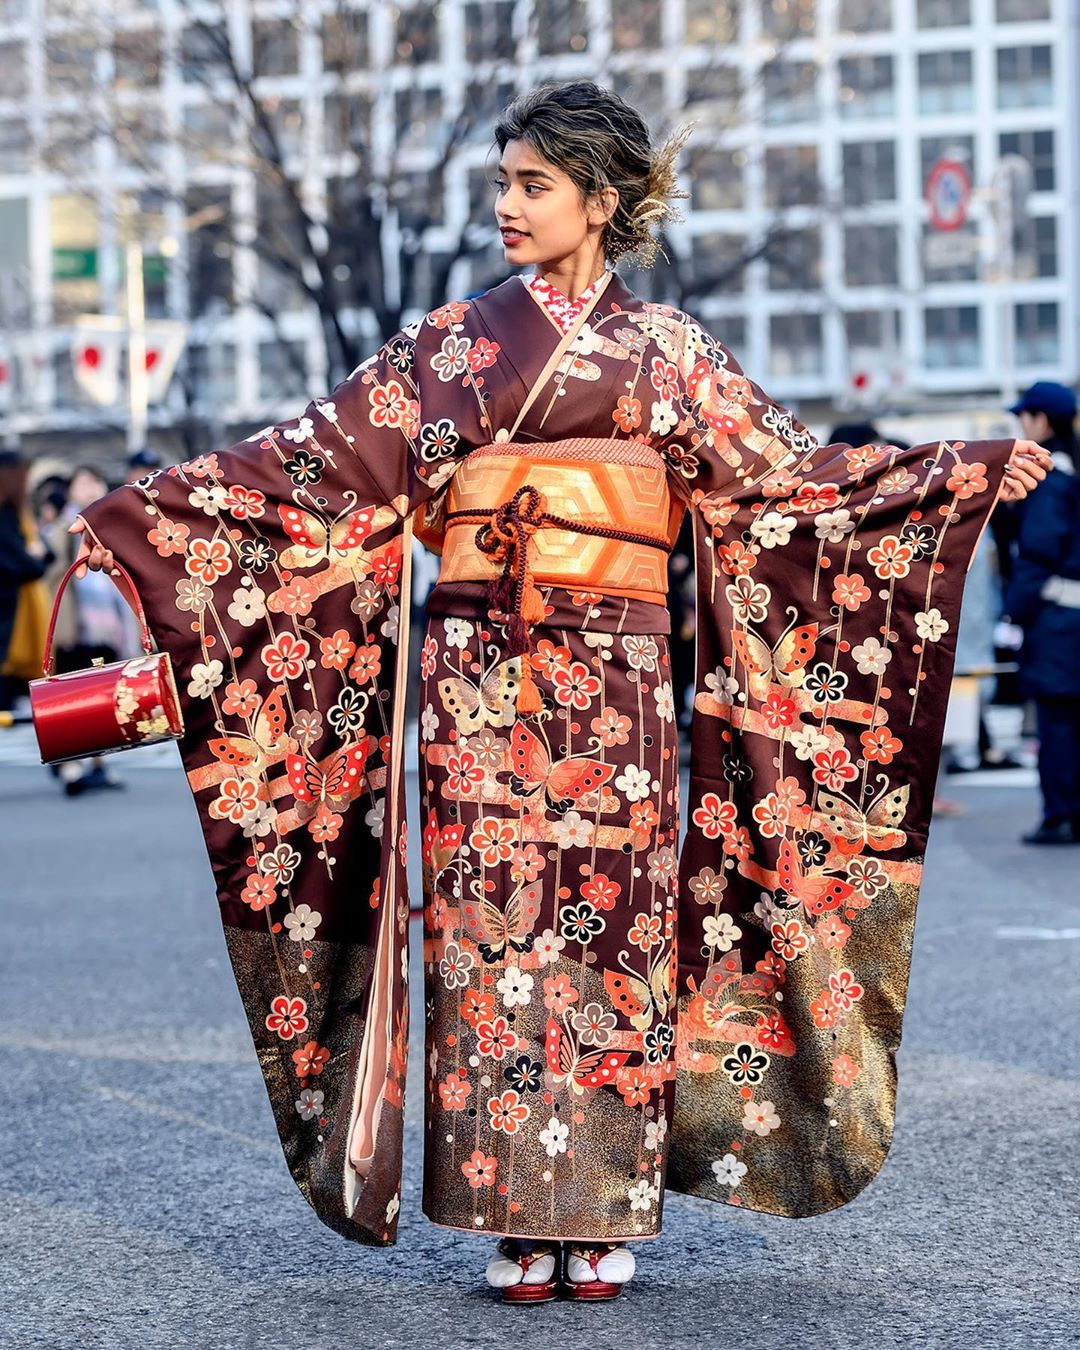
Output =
[
  {"x1": 114, "y1": 30, "x2": 161, "y2": 88},
  {"x1": 611, "y1": 0, "x2": 663, "y2": 49},
  {"x1": 1032, "y1": 216, "x2": 1057, "y2": 278},
  {"x1": 764, "y1": 145, "x2": 819, "y2": 208},
  {"x1": 256, "y1": 96, "x2": 303, "y2": 162},
  {"x1": 324, "y1": 94, "x2": 371, "y2": 157},
  {"x1": 711, "y1": 316, "x2": 747, "y2": 362},
  {"x1": 323, "y1": 12, "x2": 369, "y2": 74},
  {"x1": 252, "y1": 19, "x2": 299, "y2": 77},
  {"x1": 769, "y1": 312, "x2": 823, "y2": 378},
  {"x1": 686, "y1": 65, "x2": 742, "y2": 119},
  {"x1": 762, "y1": 61, "x2": 819, "y2": 126},
  {"x1": 845, "y1": 309, "x2": 901, "y2": 358},
  {"x1": 760, "y1": 0, "x2": 815, "y2": 40},
  {"x1": 917, "y1": 50, "x2": 973, "y2": 114},
  {"x1": 687, "y1": 147, "x2": 745, "y2": 211},
  {"x1": 1014, "y1": 302, "x2": 1059, "y2": 365},
  {"x1": 843, "y1": 224, "x2": 898, "y2": 287},
  {"x1": 393, "y1": 86, "x2": 443, "y2": 152},
  {"x1": 395, "y1": 2, "x2": 440, "y2": 63},
  {"x1": 838, "y1": 0, "x2": 890, "y2": 30},
  {"x1": 181, "y1": 23, "x2": 231, "y2": 85},
  {"x1": 187, "y1": 343, "x2": 238, "y2": 411},
  {"x1": 838, "y1": 56, "x2": 894, "y2": 119},
  {"x1": 185, "y1": 186, "x2": 233, "y2": 318},
  {"x1": 691, "y1": 233, "x2": 749, "y2": 292},
  {"x1": 464, "y1": 78, "x2": 516, "y2": 141},
  {"x1": 996, "y1": 46, "x2": 1053, "y2": 110},
  {"x1": 259, "y1": 341, "x2": 309, "y2": 402},
  {"x1": 919, "y1": 135, "x2": 975, "y2": 196},
  {"x1": 921, "y1": 222, "x2": 979, "y2": 283},
  {"x1": 536, "y1": 0, "x2": 588, "y2": 54},
  {"x1": 998, "y1": 129, "x2": 1055, "y2": 193},
  {"x1": 841, "y1": 140, "x2": 896, "y2": 205},
  {"x1": 0, "y1": 117, "x2": 30, "y2": 174},
  {"x1": 923, "y1": 306, "x2": 980, "y2": 369},
  {"x1": 463, "y1": 2, "x2": 515, "y2": 60},
  {"x1": 50, "y1": 193, "x2": 100, "y2": 325},
  {"x1": 996, "y1": 0, "x2": 1050, "y2": 18},
  {"x1": 916, "y1": 0, "x2": 970, "y2": 24},
  {"x1": 684, "y1": 0, "x2": 739, "y2": 43},
  {"x1": 46, "y1": 35, "x2": 95, "y2": 95},
  {"x1": 767, "y1": 227, "x2": 822, "y2": 291}
]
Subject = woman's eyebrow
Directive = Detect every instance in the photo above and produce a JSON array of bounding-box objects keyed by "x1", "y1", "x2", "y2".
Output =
[{"x1": 496, "y1": 164, "x2": 557, "y2": 181}]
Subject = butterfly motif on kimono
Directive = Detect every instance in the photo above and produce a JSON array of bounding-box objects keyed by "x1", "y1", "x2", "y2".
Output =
[
  {"x1": 775, "y1": 838, "x2": 855, "y2": 915},
  {"x1": 438, "y1": 657, "x2": 522, "y2": 734},
  {"x1": 286, "y1": 740, "x2": 371, "y2": 810},
  {"x1": 604, "y1": 951, "x2": 674, "y2": 1033},
  {"x1": 544, "y1": 1019, "x2": 631, "y2": 1097},
  {"x1": 277, "y1": 503, "x2": 377, "y2": 571},
  {"x1": 812, "y1": 782, "x2": 909, "y2": 855},
  {"x1": 731, "y1": 619, "x2": 821, "y2": 701},
  {"x1": 505, "y1": 723, "x2": 616, "y2": 814},
  {"x1": 208, "y1": 686, "x2": 288, "y2": 777},
  {"x1": 460, "y1": 885, "x2": 541, "y2": 964}
]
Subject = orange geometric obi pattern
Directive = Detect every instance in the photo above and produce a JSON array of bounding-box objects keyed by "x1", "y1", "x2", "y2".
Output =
[{"x1": 436, "y1": 438, "x2": 684, "y2": 604}]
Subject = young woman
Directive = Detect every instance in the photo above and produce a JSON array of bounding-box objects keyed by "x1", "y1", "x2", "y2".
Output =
[{"x1": 71, "y1": 82, "x2": 1049, "y2": 1303}]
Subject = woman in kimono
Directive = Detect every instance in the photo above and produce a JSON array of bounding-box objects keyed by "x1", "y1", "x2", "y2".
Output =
[{"x1": 72, "y1": 81, "x2": 1050, "y2": 1303}]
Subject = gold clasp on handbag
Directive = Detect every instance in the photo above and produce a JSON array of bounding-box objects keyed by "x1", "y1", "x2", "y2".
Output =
[{"x1": 92, "y1": 657, "x2": 105, "y2": 666}]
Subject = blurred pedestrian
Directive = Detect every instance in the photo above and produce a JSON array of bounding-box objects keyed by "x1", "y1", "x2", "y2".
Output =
[
  {"x1": 0, "y1": 450, "x2": 53, "y2": 712},
  {"x1": 124, "y1": 447, "x2": 162, "y2": 484},
  {"x1": 43, "y1": 465, "x2": 133, "y2": 795},
  {"x1": 1003, "y1": 381, "x2": 1080, "y2": 844}
]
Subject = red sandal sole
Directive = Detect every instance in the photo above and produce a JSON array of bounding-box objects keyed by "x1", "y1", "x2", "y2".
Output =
[
  {"x1": 501, "y1": 1280, "x2": 560, "y2": 1304},
  {"x1": 560, "y1": 1280, "x2": 624, "y2": 1301}
]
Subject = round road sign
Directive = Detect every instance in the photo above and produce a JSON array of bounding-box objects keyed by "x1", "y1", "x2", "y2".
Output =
[{"x1": 925, "y1": 158, "x2": 971, "y2": 232}]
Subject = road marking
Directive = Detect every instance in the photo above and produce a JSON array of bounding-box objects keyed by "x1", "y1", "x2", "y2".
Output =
[
  {"x1": 995, "y1": 925, "x2": 1080, "y2": 940},
  {"x1": 91, "y1": 1083, "x2": 280, "y2": 1154}
]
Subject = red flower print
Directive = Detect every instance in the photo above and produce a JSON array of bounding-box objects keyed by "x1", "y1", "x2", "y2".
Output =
[
  {"x1": 867, "y1": 535, "x2": 914, "y2": 581},
  {"x1": 224, "y1": 485, "x2": 266, "y2": 520},
  {"x1": 276, "y1": 577, "x2": 316, "y2": 617},
  {"x1": 723, "y1": 826, "x2": 752, "y2": 862},
  {"x1": 771, "y1": 920, "x2": 809, "y2": 961},
  {"x1": 531, "y1": 639, "x2": 572, "y2": 678},
  {"x1": 752, "y1": 793, "x2": 789, "y2": 839},
  {"x1": 832, "y1": 572, "x2": 871, "y2": 611},
  {"x1": 488, "y1": 1089, "x2": 530, "y2": 1135},
  {"x1": 222, "y1": 679, "x2": 259, "y2": 718},
  {"x1": 755, "y1": 1012, "x2": 792, "y2": 1050},
  {"x1": 369, "y1": 379, "x2": 410, "y2": 428},
  {"x1": 791, "y1": 482, "x2": 840, "y2": 514},
  {"x1": 591, "y1": 706, "x2": 632, "y2": 748},
  {"x1": 758, "y1": 952, "x2": 788, "y2": 984},
  {"x1": 612, "y1": 395, "x2": 642, "y2": 433},
  {"x1": 349, "y1": 642, "x2": 382, "y2": 684},
  {"x1": 470, "y1": 817, "x2": 516, "y2": 866},
  {"x1": 762, "y1": 691, "x2": 797, "y2": 730},
  {"x1": 466, "y1": 336, "x2": 500, "y2": 370},
  {"x1": 810, "y1": 994, "x2": 838, "y2": 1029},
  {"x1": 861, "y1": 726, "x2": 902, "y2": 764},
  {"x1": 650, "y1": 358, "x2": 679, "y2": 400},
  {"x1": 429, "y1": 300, "x2": 469, "y2": 329},
  {"x1": 762, "y1": 468, "x2": 802, "y2": 498},
  {"x1": 213, "y1": 777, "x2": 261, "y2": 823},
  {"x1": 692, "y1": 792, "x2": 737, "y2": 840},
  {"x1": 580, "y1": 873, "x2": 621, "y2": 910},
  {"x1": 628, "y1": 912, "x2": 663, "y2": 952},
  {"x1": 320, "y1": 629, "x2": 356, "y2": 671},
  {"x1": 699, "y1": 496, "x2": 737, "y2": 529},
  {"x1": 292, "y1": 1040, "x2": 330, "y2": 1077},
  {"x1": 832, "y1": 1053, "x2": 861, "y2": 1087},
  {"x1": 813, "y1": 748, "x2": 858, "y2": 791},
  {"x1": 775, "y1": 775, "x2": 807, "y2": 813},
  {"x1": 630, "y1": 800, "x2": 660, "y2": 833},
  {"x1": 438, "y1": 1073, "x2": 472, "y2": 1110},
  {"x1": 475, "y1": 1016, "x2": 517, "y2": 1060},
  {"x1": 241, "y1": 873, "x2": 276, "y2": 911},
  {"x1": 183, "y1": 452, "x2": 220, "y2": 479},
  {"x1": 147, "y1": 518, "x2": 189, "y2": 557},
  {"x1": 185, "y1": 537, "x2": 232, "y2": 584},
  {"x1": 946, "y1": 461, "x2": 988, "y2": 499},
  {"x1": 721, "y1": 373, "x2": 751, "y2": 406},
  {"x1": 817, "y1": 915, "x2": 851, "y2": 949},
  {"x1": 828, "y1": 968, "x2": 864, "y2": 1011},
  {"x1": 461, "y1": 1150, "x2": 497, "y2": 1189},
  {"x1": 617, "y1": 1067, "x2": 651, "y2": 1108},
  {"x1": 551, "y1": 661, "x2": 601, "y2": 710},
  {"x1": 261, "y1": 632, "x2": 310, "y2": 681},
  {"x1": 446, "y1": 748, "x2": 484, "y2": 795},
  {"x1": 542, "y1": 974, "x2": 579, "y2": 1015},
  {"x1": 509, "y1": 844, "x2": 545, "y2": 883},
  {"x1": 461, "y1": 990, "x2": 495, "y2": 1027},
  {"x1": 718, "y1": 540, "x2": 757, "y2": 576},
  {"x1": 843, "y1": 444, "x2": 885, "y2": 475},
  {"x1": 310, "y1": 804, "x2": 343, "y2": 843},
  {"x1": 420, "y1": 636, "x2": 437, "y2": 678},
  {"x1": 265, "y1": 995, "x2": 308, "y2": 1041}
]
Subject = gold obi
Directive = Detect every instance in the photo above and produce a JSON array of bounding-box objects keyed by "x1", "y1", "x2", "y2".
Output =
[{"x1": 432, "y1": 438, "x2": 684, "y2": 605}]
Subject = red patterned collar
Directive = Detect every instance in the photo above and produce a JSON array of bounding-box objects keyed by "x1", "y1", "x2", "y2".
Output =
[{"x1": 524, "y1": 272, "x2": 608, "y2": 333}]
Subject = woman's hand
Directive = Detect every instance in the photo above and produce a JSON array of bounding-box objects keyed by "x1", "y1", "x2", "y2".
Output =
[
  {"x1": 1000, "y1": 439, "x2": 1052, "y2": 502},
  {"x1": 67, "y1": 516, "x2": 141, "y2": 617}
]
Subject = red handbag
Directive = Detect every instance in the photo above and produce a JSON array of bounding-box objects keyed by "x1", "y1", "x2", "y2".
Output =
[{"x1": 30, "y1": 557, "x2": 184, "y2": 764}]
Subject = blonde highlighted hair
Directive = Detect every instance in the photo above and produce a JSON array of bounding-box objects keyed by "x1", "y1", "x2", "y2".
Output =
[{"x1": 493, "y1": 81, "x2": 691, "y2": 269}]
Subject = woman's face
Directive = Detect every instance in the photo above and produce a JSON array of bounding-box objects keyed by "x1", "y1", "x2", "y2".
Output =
[
  {"x1": 68, "y1": 468, "x2": 106, "y2": 510},
  {"x1": 493, "y1": 138, "x2": 615, "y2": 269}
]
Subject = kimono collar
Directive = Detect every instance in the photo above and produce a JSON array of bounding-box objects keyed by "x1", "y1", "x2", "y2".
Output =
[{"x1": 523, "y1": 271, "x2": 611, "y2": 334}]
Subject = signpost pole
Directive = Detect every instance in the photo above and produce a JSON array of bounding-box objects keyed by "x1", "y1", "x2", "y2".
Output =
[{"x1": 125, "y1": 239, "x2": 148, "y2": 453}]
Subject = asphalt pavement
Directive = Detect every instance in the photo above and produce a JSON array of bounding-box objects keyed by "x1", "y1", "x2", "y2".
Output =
[{"x1": 1, "y1": 732, "x2": 1078, "y2": 1349}]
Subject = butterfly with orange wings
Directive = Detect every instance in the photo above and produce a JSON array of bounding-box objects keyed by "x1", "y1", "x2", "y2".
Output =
[
  {"x1": 286, "y1": 740, "x2": 371, "y2": 811},
  {"x1": 775, "y1": 837, "x2": 855, "y2": 916},
  {"x1": 438, "y1": 658, "x2": 521, "y2": 735},
  {"x1": 544, "y1": 1018, "x2": 632, "y2": 1097},
  {"x1": 696, "y1": 951, "x2": 779, "y2": 1010},
  {"x1": 209, "y1": 686, "x2": 288, "y2": 778},
  {"x1": 460, "y1": 884, "x2": 541, "y2": 964},
  {"x1": 811, "y1": 780, "x2": 909, "y2": 856},
  {"x1": 604, "y1": 950, "x2": 674, "y2": 1033},
  {"x1": 277, "y1": 503, "x2": 378, "y2": 571},
  {"x1": 731, "y1": 615, "x2": 828, "y2": 702},
  {"x1": 504, "y1": 723, "x2": 616, "y2": 814}
]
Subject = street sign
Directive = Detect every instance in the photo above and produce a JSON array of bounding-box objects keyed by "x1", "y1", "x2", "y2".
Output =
[
  {"x1": 52, "y1": 247, "x2": 97, "y2": 280},
  {"x1": 924, "y1": 230, "x2": 979, "y2": 270},
  {"x1": 925, "y1": 158, "x2": 971, "y2": 232}
]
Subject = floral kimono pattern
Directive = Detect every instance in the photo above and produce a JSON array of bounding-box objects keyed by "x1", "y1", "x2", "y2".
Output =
[{"x1": 81, "y1": 271, "x2": 1013, "y2": 1245}]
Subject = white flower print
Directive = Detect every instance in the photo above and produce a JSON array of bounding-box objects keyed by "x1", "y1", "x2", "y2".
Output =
[
  {"x1": 571, "y1": 1002, "x2": 617, "y2": 1047},
  {"x1": 614, "y1": 763, "x2": 652, "y2": 803},
  {"x1": 420, "y1": 705, "x2": 440, "y2": 741},
  {"x1": 550, "y1": 810, "x2": 594, "y2": 849},
  {"x1": 283, "y1": 904, "x2": 322, "y2": 943},
  {"x1": 702, "y1": 913, "x2": 742, "y2": 954},
  {"x1": 754, "y1": 891, "x2": 784, "y2": 928},
  {"x1": 628, "y1": 1178, "x2": 656, "y2": 1212},
  {"x1": 704, "y1": 667, "x2": 739, "y2": 704},
  {"x1": 439, "y1": 941, "x2": 474, "y2": 991},
  {"x1": 539, "y1": 1116, "x2": 569, "y2": 1158},
  {"x1": 443, "y1": 618, "x2": 474, "y2": 649},
  {"x1": 227, "y1": 584, "x2": 267, "y2": 627},
  {"x1": 814, "y1": 508, "x2": 855, "y2": 544},
  {"x1": 295, "y1": 1088, "x2": 324, "y2": 1120},
  {"x1": 846, "y1": 856, "x2": 889, "y2": 902},
  {"x1": 431, "y1": 335, "x2": 471, "y2": 382},
  {"x1": 712, "y1": 1152, "x2": 748, "y2": 1188},
  {"x1": 649, "y1": 401, "x2": 678, "y2": 436},
  {"x1": 188, "y1": 484, "x2": 228, "y2": 516},
  {"x1": 241, "y1": 799, "x2": 276, "y2": 839},
  {"x1": 852, "y1": 637, "x2": 892, "y2": 676},
  {"x1": 464, "y1": 727, "x2": 502, "y2": 769},
  {"x1": 533, "y1": 928, "x2": 565, "y2": 966},
  {"x1": 496, "y1": 965, "x2": 533, "y2": 1008},
  {"x1": 653, "y1": 681, "x2": 676, "y2": 722},
  {"x1": 725, "y1": 577, "x2": 771, "y2": 625},
  {"x1": 583, "y1": 632, "x2": 613, "y2": 660},
  {"x1": 644, "y1": 1116, "x2": 668, "y2": 1152},
  {"x1": 789, "y1": 724, "x2": 831, "y2": 762},
  {"x1": 315, "y1": 399, "x2": 338, "y2": 424},
  {"x1": 283, "y1": 416, "x2": 314, "y2": 444},
  {"x1": 622, "y1": 634, "x2": 658, "y2": 671},
  {"x1": 187, "y1": 659, "x2": 224, "y2": 699},
  {"x1": 365, "y1": 796, "x2": 385, "y2": 839},
  {"x1": 914, "y1": 608, "x2": 949, "y2": 642},
  {"x1": 750, "y1": 511, "x2": 796, "y2": 549},
  {"x1": 742, "y1": 1099, "x2": 781, "y2": 1137},
  {"x1": 381, "y1": 604, "x2": 400, "y2": 643}
]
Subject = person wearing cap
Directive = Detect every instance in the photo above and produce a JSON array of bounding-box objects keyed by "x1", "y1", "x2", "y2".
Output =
[
  {"x1": 1003, "y1": 381, "x2": 1080, "y2": 844},
  {"x1": 124, "y1": 447, "x2": 163, "y2": 485}
]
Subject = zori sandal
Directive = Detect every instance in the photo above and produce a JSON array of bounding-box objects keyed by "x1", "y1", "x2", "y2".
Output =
[
  {"x1": 561, "y1": 1243, "x2": 636, "y2": 1300},
  {"x1": 485, "y1": 1239, "x2": 559, "y2": 1304}
]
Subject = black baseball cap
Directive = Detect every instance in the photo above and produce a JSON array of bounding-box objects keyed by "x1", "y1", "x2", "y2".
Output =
[{"x1": 127, "y1": 447, "x2": 163, "y2": 470}]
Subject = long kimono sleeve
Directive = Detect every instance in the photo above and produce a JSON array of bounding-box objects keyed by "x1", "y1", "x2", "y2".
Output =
[
  {"x1": 79, "y1": 304, "x2": 488, "y2": 1245},
  {"x1": 656, "y1": 315, "x2": 1014, "y2": 1217}
]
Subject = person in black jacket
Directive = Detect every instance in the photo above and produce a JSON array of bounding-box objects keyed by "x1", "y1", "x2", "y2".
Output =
[
  {"x1": 1003, "y1": 382, "x2": 1080, "y2": 844},
  {"x1": 0, "y1": 450, "x2": 53, "y2": 712}
]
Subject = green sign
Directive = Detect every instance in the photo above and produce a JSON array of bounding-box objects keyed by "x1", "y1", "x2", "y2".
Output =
[
  {"x1": 142, "y1": 254, "x2": 167, "y2": 284},
  {"x1": 52, "y1": 247, "x2": 97, "y2": 280}
]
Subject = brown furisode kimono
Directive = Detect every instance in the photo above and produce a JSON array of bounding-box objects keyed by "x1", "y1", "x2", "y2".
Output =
[{"x1": 82, "y1": 271, "x2": 1013, "y2": 1245}]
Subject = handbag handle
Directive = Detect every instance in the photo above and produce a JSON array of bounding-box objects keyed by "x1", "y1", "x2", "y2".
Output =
[{"x1": 42, "y1": 556, "x2": 155, "y2": 677}]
